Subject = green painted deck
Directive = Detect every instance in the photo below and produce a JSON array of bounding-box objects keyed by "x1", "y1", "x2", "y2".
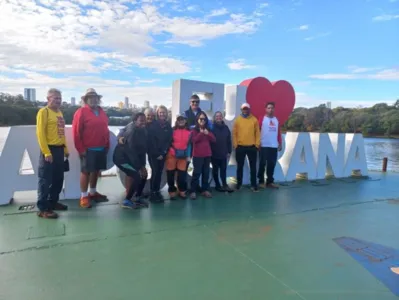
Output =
[{"x1": 1, "y1": 173, "x2": 398, "y2": 300}]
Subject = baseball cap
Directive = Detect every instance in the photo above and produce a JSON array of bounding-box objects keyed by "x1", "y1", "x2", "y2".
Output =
[
  {"x1": 241, "y1": 103, "x2": 250, "y2": 109},
  {"x1": 176, "y1": 113, "x2": 186, "y2": 119}
]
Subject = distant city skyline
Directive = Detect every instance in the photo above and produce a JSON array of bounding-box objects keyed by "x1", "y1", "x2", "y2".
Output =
[{"x1": 24, "y1": 88, "x2": 36, "y2": 102}]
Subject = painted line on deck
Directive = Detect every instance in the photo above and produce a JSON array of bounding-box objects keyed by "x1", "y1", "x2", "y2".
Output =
[{"x1": 204, "y1": 224, "x2": 307, "y2": 300}]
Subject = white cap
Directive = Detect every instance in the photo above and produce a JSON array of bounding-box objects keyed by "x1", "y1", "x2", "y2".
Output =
[{"x1": 241, "y1": 103, "x2": 250, "y2": 109}]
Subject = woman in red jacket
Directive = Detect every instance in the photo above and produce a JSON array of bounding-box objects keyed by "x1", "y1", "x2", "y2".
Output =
[
  {"x1": 189, "y1": 112, "x2": 216, "y2": 199},
  {"x1": 72, "y1": 88, "x2": 109, "y2": 209}
]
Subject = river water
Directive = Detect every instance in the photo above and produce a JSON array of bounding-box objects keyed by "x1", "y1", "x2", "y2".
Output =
[{"x1": 0, "y1": 126, "x2": 398, "y2": 174}]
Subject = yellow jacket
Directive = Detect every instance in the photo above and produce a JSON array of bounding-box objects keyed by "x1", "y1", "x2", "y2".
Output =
[
  {"x1": 36, "y1": 107, "x2": 69, "y2": 157},
  {"x1": 232, "y1": 114, "x2": 260, "y2": 148}
]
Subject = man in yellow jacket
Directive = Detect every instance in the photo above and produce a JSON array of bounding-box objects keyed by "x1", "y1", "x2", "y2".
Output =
[
  {"x1": 232, "y1": 103, "x2": 260, "y2": 192},
  {"x1": 36, "y1": 88, "x2": 69, "y2": 219}
]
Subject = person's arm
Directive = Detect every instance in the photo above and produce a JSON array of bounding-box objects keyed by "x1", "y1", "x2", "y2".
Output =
[
  {"x1": 258, "y1": 116, "x2": 263, "y2": 131},
  {"x1": 277, "y1": 125, "x2": 282, "y2": 146},
  {"x1": 103, "y1": 112, "x2": 110, "y2": 150},
  {"x1": 147, "y1": 123, "x2": 160, "y2": 156},
  {"x1": 163, "y1": 126, "x2": 173, "y2": 156},
  {"x1": 227, "y1": 128, "x2": 232, "y2": 155},
  {"x1": 191, "y1": 130, "x2": 205, "y2": 143},
  {"x1": 36, "y1": 109, "x2": 51, "y2": 157},
  {"x1": 207, "y1": 131, "x2": 216, "y2": 143},
  {"x1": 72, "y1": 109, "x2": 85, "y2": 155},
  {"x1": 254, "y1": 118, "x2": 261, "y2": 148},
  {"x1": 232, "y1": 120, "x2": 238, "y2": 149}
]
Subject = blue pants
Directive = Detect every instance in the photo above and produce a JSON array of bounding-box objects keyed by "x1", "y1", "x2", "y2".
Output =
[{"x1": 37, "y1": 146, "x2": 65, "y2": 211}]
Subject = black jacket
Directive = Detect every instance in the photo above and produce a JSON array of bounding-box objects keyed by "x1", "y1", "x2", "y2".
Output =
[
  {"x1": 211, "y1": 122, "x2": 232, "y2": 159},
  {"x1": 147, "y1": 120, "x2": 173, "y2": 157},
  {"x1": 184, "y1": 108, "x2": 202, "y2": 129},
  {"x1": 113, "y1": 123, "x2": 147, "y2": 171}
]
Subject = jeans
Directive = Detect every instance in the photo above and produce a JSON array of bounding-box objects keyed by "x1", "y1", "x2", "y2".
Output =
[
  {"x1": 37, "y1": 146, "x2": 65, "y2": 211},
  {"x1": 211, "y1": 158, "x2": 227, "y2": 187},
  {"x1": 235, "y1": 145, "x2": 257, "y2": 187},
  {"x1": 166, "y1": 170, "x2": 187, "y2": 192},
  {"x1": 149, "y1": 155, "x2": 165, "y2": 193},
  {"x1": 117, "y1": 164, "x2": 143, "y2": 200},
  {"x1": 190, "y1": 157, "x2": 211, "y2": 193},
  {"x1": 258, "y1": 147, "x2": 278, "y2": 184}
]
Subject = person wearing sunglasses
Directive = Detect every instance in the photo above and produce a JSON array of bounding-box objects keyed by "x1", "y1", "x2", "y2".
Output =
[
  {"x1": 184, "y1": 94, "x2": 202, "y2": 129},
  {"x1": 189, "y1": 112, "x2": 216, "y2": 199}
]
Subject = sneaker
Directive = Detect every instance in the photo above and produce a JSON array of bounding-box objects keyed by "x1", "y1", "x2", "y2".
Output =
[
  {"x1": 90, "y1": 192, "x2": 108, "y2": 203},
  {"x1": 251, "y1": 186, "x2": 259, "y2": 193},
  {"x1": 135, "y1": 197, "x2": 149, "y2": 208},
  {"x1": 37, "y1": 210, "x2": 58, "y2": 219},
  {"x1": 80, "y1": 196, "x2": 92, "y2": 208},
  {"x1": 121, "y1": 199, "x2": 138, "y2": 209},
  {"x1": 259, "y1": 183, "x2": 266, "y2": 189},
  {"x1": 201, "y1": 191, "x2": 212, "y2": 198},
  {"x1": 150, "y1": 192, "x2": 164, "y2": 203},
  {"x1": 52, "y1": 202, "x2": 68, "y2": 211},
  {"x1": 223, "y1": 185, "x2": 234, "y2": 193},
  {"x1": 190, "y1": 192, "x2": 197, "y2": 200},
  {"x1": 179, "y1": 191, "x2": 187, "y2": 199},
  {"x1": 267, "y1": 183, "x2": 279, "y2": 189}
]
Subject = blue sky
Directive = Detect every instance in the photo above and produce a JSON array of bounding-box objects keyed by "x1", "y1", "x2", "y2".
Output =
[{"x1": 0, "y1": 0, "x2": 397, "y2": 108}]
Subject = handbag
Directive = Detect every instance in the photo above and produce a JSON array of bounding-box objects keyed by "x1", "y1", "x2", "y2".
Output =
[{"x1": 174, "y1": 148, "x2": 187, "y2": 159}]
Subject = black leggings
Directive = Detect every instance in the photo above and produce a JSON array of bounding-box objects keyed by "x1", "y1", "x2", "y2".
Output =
[
  {"x1": 117, "y1": 164, "x2": 145, "y2": 200},
  {"x1": 166, "y1": 170, "x2": 187, "y2": 192},
  {"x1": 211, "y1": 158, "x2": 227, "y2": 187}
]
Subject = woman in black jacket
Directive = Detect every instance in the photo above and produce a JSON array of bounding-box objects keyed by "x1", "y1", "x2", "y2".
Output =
[
  {"x1": 113, "y1": 113, "x2": 149, "y2": 209},
  {"x1": 211, "y1": 111, "x2": 233, "y2": 192}
]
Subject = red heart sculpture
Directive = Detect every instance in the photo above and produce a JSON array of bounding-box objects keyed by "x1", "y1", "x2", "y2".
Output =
[{"x1": 239, "y1": 77, "x2": 295, "y2": 125}]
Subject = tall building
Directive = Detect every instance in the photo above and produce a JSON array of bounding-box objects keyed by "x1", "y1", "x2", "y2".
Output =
[
  {"x1": 24, "y1": 88, "x2": 36, "y2": 102},
  {"x1": 144, "y1": 100, "x2": 150, "y2": 108},
  {"x1": 326, "y1": 101, "x2": 332, "y2": 109},
  {"x1": 71, "y1": 97, "x2": 76, "y2": 106},
  {"x1": 124, "y1": 97, "x2": 129, "y2": 109}
]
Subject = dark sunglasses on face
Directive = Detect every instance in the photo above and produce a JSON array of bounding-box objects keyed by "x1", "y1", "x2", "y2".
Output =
[{"x1": 191, "y1": 101, "x2": 199, "y2": 104}]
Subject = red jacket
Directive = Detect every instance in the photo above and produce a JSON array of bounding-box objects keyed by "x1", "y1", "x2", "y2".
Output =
[
  {"x1": 191, "y1": 129, "x2": 216, "y2": 157},
  {"x1": 168, "y1": 128, "x2": 191, "y2": 157},
  {"x1": 72, "y1": 105, "x2": 109, "y2": 154}
]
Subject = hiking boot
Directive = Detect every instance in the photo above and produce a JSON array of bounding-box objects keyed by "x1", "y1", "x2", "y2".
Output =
[
  {"x1": 251, "y1": 186, "x2": 259, "y2": 193},
  {"x1": 80, "y1": 196, "x2": 92, "y2": 208},
  {"x1": 259, "y1": 183, "x2": 266, "y2": 189},
  {"x1": 90, "y1": 192, "x2": 108, "y2": 203},
  {"x1": 169, "y1": 191, "x2": 178, "y2": 200},
  {"x1": 267, "y1": 183, "x2": 279, "y2": 189},
  {"x1": 135, "y1": 197, "x2": 149, "y2": 208},
  {"x1": 189, "y1": 192, "x2": 197, "y2": 200},
  {"x1": 215, "y1": 186, "x2": 224, "y2": 192},
  {"x1": 37, "y1": 210, "x2": 58, "y2": 219},
  {"x1": 149, "y1": 192, "x2": 164, "y2": 203},
  {"x1": 179, "y1": 191, "x2": 187, "y2": 199},
  {"x1": 52, "y1": 202, "x2": 68, "y2": 211},
  {"x1": 201, "y1": 191, "x2": 212, "y2": 198}
]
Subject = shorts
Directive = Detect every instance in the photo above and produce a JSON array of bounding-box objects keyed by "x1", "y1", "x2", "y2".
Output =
[
  {"x1": 80, "y1": 149, "x2": 107, "y2": 173},
  {"x1": 166, "y1": 153, "x2": 186, "y2": 171}
]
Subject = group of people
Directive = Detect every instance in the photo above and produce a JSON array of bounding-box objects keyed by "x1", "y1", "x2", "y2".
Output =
[{"x1": 35, "y1": 88, "x2": 282, "y2": 219}]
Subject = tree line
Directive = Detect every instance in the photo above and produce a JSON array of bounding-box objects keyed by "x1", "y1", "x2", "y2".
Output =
[{"x1": 1, "y1": 93, "x2": 398, "y2": 137}]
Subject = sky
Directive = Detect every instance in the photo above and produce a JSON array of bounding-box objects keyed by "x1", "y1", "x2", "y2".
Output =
[{"x1": 0, "y1": 0, "x2": 398, "y2": 108}]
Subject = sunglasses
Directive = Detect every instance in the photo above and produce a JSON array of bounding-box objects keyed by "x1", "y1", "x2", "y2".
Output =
[{"x1": 191, "y1": 100, "x2": 199, "y2": 104}]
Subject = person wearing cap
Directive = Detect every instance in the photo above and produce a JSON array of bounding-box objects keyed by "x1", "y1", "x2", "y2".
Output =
[
  {"x1": 72, "y1": 88, "x2": 109, "y2": 209},
  {"x1": 147, "y1": 105, "x2": 173, "y2": 202},
  {"x1": 184, "y1": 94, "x2": 202, "y2": 129},
  {"x1": 258, "y1": 101, "x2": 282, "y2": 189},
  {"x1": 165, "y1": 113, "x2": 192, "y2": 199},
  {"x1": 232, "y1": 103, "x2": 260, "y2": 192},
  {"x1": 36, "y1": 88, "x2": 69, "y2": 219}
]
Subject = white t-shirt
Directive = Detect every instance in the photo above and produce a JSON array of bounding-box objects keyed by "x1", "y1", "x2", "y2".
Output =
[{"x1": 260, "y1": 116, "x2": 279, "y2": 148}]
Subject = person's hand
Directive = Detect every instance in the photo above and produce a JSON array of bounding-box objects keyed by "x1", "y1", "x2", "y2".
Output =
[
  {"x1": 278, "y1": 144, "x2": 282, "y2": 151},
  {"x1": 157, "y1": 155, "x2": 163, "y2": 160},
  {"x1": 64, "y1": 153, "x2": 69, "y2": 159},
  {"x1": 139, "y1": 167, "x2": 147, "y2": 179},
  {"x1": 227, "y1": 153, "x2": 231, "y2": 159},
  {"x1": 118, "y1": 137, "x2": 125, "y2": 144},
  {"x1": 203, "y1": 129, "x2": 209, "y2": 135},
  {"x1": 45, "y1": 155, "x2": 53, "y2": 163},
  {"x1": 186, "y1": 157, "x2": 191, "y2": 162}
]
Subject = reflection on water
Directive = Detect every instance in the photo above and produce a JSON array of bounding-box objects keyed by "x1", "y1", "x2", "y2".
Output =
[{"x1": 0, "y1": 127, "x2": 398, "y2": 173}]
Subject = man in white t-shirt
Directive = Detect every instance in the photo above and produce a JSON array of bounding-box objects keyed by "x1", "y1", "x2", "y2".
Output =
[{"x1": 258, "y1": 102, "x2": 282, "y2": 188}]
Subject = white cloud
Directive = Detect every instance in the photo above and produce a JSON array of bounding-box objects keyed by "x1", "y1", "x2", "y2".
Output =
[
  {"x1": 372, "y1": 14, "x2": 399, "y2": 21},
  {"x1": 304, "y1": 32, "x2": 331, "y2": 41},
  {"x1": 259, "y1": 3, "x2": 269, "y2": 8},
  {"x1": 309, "y1": 67, "x2": 399, "y2": 81},
  {"x1": 207, "y1": 8, "x2": 229, "y2": 18},
  {"x1": 298, "y1": 25, "x2": 309, "y2": 30},
  {"x1": 295, "y1": 92, "x2": 391, "y2": 108},
  {"x1": 227, "y1": 59, "x2": 256, "y2": 70}
]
